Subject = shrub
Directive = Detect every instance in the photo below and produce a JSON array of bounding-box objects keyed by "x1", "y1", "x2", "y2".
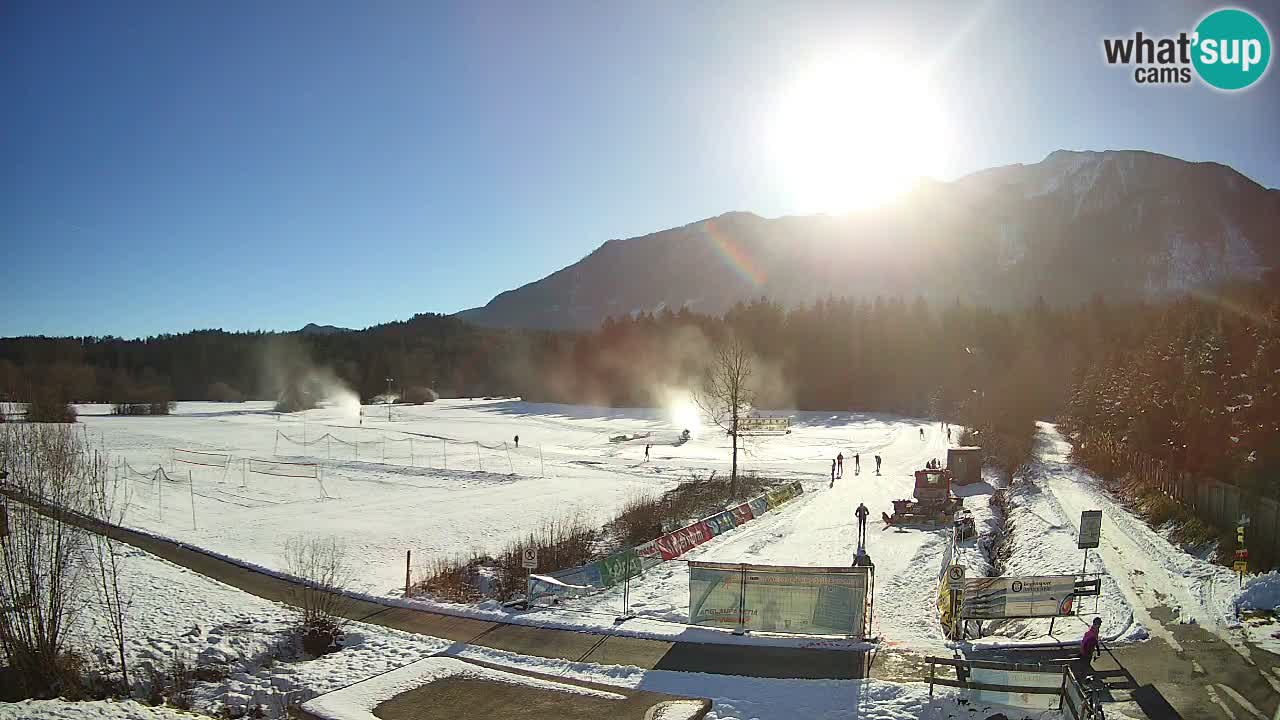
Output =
[
  {"x1": 207, "y1": 382, "x2": 244, "y2": 403},
  {"x1": 402, "y1": 386, "x2": 438, "y2": 404},
  {"x1": 282, "y1": 536, "x2": 354, "y2": 656},
  {"x1": 24, "y1": 384, "x2": 76, "y2": 423}
]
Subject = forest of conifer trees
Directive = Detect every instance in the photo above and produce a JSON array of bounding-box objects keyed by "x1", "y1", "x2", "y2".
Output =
[{"x1": 2, "y1": 287, "x2": 1276, "y2": 497}]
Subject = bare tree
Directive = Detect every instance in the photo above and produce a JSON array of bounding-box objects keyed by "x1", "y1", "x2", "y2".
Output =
[
  {"x1": 87, "y1": 455, "x2": 131, "y2": 693},
  {"x1": 282, "y1": 536, "x2": 355, "y2": 656},
  {"x1": 0, "y1": 423, "x2": 96, "y2": 697},
  {"x1": 695, "y1": 335, "x2": 755, "y2": 496}
]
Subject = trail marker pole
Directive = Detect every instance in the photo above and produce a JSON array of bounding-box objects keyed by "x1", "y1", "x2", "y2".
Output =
[
  {"x1": 409, "y1": 439, "x2": 415, "y2": 467},
  {"x1": 274, "y1": 430, "x2": 279, "y2": 456},
  {"x1": 382, "y1": 436, "x2": 387, "y2": 462},
  {"x1": 405, "y1": 550, "x2": 412, "y2": 598},
  {"x1": 156, "y1": 469, "x2": 163, "y2": 521},
  {"x1": 539, "y1": 446, "x2": 545, "y2": 477},
  {"x1": 505, "y1": 442, "x2": 513, "y2": 474},
  {"x1": 443, "y1": 439, "x2": 447, "y2": 470},
  {"x1": 476, "y1": 443, "x2": 482, "y2": 472},
  {"x1": 189, "y1": 469, "x2": 197, "y2": 530}
]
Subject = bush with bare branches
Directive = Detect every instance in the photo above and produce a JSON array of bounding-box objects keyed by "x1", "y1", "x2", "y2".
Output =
[
  {"x1": 0, "y1": 423, "x2": 101, "y2": 697},
  {"x1": 281, "y1": 536, "x2": 354, "y2": 656}
]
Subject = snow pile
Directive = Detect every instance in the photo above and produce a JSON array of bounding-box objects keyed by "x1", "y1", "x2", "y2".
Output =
[
  {"x1": 1230, "y1": 571, "x2": 1280, "y2": 655},
  {"x1": 1232, "y1": 571, "x2": 1280, "y2": 614},
  {"x1": 302, "y1": 657, "x2": 623, "y2": 720}
]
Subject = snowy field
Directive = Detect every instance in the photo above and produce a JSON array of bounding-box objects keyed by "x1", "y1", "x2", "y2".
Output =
[{"x1": 68, "y1": 399, "x2": 1258, "y2": 655}]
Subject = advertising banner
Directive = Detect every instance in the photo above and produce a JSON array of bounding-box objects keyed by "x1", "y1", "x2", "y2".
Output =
[
  {"x1": 960, "y1": 576, "x2": 1077, "y2": 619},
  {"x1": 730, "y1": 503, "x2": 754, "y2": 526},
  {"x1": 970, "y1": 667, "x2": 1064, "y2": 710},
  {"x1": 748, "y1": 496, "x2": 769, "y2": 518},
  {"x1": 705, "y1": 510, "x2": 737, "y2": 536},
  {"x1": 597, "y1": 548, "x2": 641, "y2": 587}
]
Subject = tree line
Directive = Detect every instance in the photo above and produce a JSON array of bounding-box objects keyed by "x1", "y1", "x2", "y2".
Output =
[{"x1": 2, "y1": 288, "x2": 1276, "y2": 494}]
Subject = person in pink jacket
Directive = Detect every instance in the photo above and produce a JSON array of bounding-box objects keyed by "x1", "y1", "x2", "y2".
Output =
[{"x1": 1080, "y1": 616, "x2": 1103, "y2": 666}]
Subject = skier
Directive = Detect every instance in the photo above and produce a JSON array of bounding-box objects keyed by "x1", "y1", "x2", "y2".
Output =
[
  {"x1": 514, "y1": 434, "x2": 519, "y2": 448},
  {"x1": 874, "y1": 454, "x2": 882, "y2": 475},
  {"x1": 854, "y1": 452, "x2": 860, "y2": 475},
  {"x1": 837, "y1": 452, "x2": 844, "y2": 479},
  {"x1": 919, "y1": 428, "x2": 925, "y2": 440},
  {"x1": 830, "y1": 459, "x2": 837, "y2": 488},
  {"x1": 947, "y1": 427, "x2": 951, "y2": 442},
  {"x1": 644, "y1": 444, "x2": 650, "y2": 462},
  {"x1": 855, "y1": 502, "x2": 870, "y2": 547}
]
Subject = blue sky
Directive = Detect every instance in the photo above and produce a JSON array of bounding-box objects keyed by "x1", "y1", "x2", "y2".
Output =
[{"x1": 4, "y1": 0, "x2": 1279, "y2": 338}]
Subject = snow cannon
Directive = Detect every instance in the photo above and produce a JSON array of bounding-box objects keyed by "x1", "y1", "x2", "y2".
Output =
[{"x1": 887, "y1": 467, "x2": 963, "y2": 526}]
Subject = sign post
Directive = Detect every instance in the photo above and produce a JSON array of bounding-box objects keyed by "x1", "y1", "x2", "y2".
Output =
[
  {"x1": 521, "y1": 547, "x2": 538, "y2": 602},
  {"x1": 948, "y1": 565, "x2": 965, "y2": 639},
  {"x1": 1078, "y1": 510, "x2": 1102, "y2": 574},
  {"x1": 1235, "y1": 515, "x2": 1249, "y2": 587}
]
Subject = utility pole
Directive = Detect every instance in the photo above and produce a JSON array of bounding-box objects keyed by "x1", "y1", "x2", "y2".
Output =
[{"x1": 385, "y1": 377, "x2": 394, "y2": 422}]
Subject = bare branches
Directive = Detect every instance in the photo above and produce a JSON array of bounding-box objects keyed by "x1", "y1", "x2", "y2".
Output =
[
  {"x1": 695, "y1": 335, "x2": 756, "y2": 489},
  {"x1": 0, "y1": 423, "x2": 100, "y2": 697},
  {"x1": 281, "y1": 536, "x2": 355, "y2": 656}
]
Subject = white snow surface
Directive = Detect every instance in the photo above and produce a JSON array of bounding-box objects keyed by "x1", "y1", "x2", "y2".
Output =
[
  {"x1": 0, "y1": 699, "x2": 205, "y2": 720},
  {"x1": 1030, "y1": 422, "x2": 1239, "y2": 650},
  {"x1": 68, "y1": 546, "x2": 447, "y2": 717}
]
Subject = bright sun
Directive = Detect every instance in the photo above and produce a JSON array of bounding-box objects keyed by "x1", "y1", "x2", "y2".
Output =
[{"x1": 771, "y1": 53, "x2": 947, "y2": 214}]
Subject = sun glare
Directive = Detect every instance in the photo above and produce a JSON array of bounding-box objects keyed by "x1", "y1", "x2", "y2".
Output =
[
  {"x1": 666, "y1": 392, "x2": 703, "y2": 438},
  {"x1": 771, "y1": 53, "x2": 947, "y2": 214}
]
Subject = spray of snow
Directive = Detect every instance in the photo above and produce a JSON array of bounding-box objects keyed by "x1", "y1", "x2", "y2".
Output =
[{"x1": 661, "y1": 387, "x2": 703, "y2": 438}]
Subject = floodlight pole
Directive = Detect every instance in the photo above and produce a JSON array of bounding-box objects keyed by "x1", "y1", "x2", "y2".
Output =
[{"x1": 386, "y1": 377, "x2": 394, "y2": 422}]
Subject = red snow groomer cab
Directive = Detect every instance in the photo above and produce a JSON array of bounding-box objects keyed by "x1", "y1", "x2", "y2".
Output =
[{"x1": 886, "y1": 466, "x2": 963, "y2": 526}]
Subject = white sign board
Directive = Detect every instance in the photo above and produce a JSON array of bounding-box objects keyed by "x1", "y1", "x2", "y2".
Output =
[
  {"x1": 1078, "y1": 510, "x2": 1102, "y2": 549},
  {"x1": 521, "y1": 548, "x2": 538, "y2": 570},
  {"x1": 961, "y1": 576, "x2": 1077, "y2": 619},
  {"x1": 970, "y1": 667, "x2": 1063, "y2": 710}
]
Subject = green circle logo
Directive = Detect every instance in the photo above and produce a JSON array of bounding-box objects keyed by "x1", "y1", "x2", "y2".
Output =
[{"x1": 1192, "y1": 8, "x2": 1271, "y2": 90}]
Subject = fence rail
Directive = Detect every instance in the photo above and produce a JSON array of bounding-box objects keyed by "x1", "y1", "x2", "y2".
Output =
[{"x1": 1073, "y1": 428, "x2": 1275, "y2": 568}]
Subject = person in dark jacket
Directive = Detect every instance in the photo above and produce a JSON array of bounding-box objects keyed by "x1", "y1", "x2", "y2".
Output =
[
  {"x1": 837, "y1": 452, "x2": 844, "y2": 478},
  {"x1": 854, "y1": 452, "x2": 860, "y2": 475},
  {"x1": 874, "y1": 454, "x2": 882, "y2": 475},
  {"x1": 855, "y1": 502, "x2": 870, "y2": 546},
  {"x1": 830, "y1": 459, "x2": 837, "y2": 487}
]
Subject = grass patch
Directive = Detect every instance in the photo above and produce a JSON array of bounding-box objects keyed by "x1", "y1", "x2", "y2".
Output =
[{"x1": 417, "y1": 471, "x2": 784, "y2": 602}]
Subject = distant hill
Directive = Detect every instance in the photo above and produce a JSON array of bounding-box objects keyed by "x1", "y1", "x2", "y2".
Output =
[
  {"x1": 458, "y1": 150, "x2": 1280, "y2": 330},
  {"x1": 298, "y1": 323, "x2": 352, "y2": 335}
]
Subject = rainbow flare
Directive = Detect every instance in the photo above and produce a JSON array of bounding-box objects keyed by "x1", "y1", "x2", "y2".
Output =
[{"x1": 706, "y1": 219, "x2": 766, "y2": 287}]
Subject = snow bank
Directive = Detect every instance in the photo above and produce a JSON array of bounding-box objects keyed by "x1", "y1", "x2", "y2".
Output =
[
  {"x1": 1233, "y1": 571, "x2": 1280, "y2": 614},
  {"x1": 301, "y1": 657, "x2": 623, "y2": 720}
]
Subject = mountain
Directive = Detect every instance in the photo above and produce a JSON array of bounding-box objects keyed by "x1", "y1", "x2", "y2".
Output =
[
  {"x1": 458, "y1": 150, "x2": 1280, "y2": 330},
  {"x1": 298, "y1": 323, "x2": 352, "y2": 335}
]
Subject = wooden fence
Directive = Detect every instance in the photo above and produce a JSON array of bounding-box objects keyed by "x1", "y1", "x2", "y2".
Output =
[{"x1": 1073, "y1": 428, "x2": 1277, "y2": 569}]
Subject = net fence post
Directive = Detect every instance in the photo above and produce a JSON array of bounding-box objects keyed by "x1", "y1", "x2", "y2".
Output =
[
  {"x1": 476, "y1": 443, "x2": 482, "y2": 472},
  {"x1": 382, "y1": 436, "x2": 387, "y2": 462},
  {"x1": 189, "y1": 469, "x2": 197, "y2": 530},
  {"x1": 539, "y1": 446, "x2": 545, "y2": 477},
  {"x1": 274, "y1": 430, "x2": 279, "y2": 456},
  {"x1": 505, "y1": 442, "x2": 513, "y2": 474},
  {"x1": 410, "y1": 438, "x2": 415, "y2": 467},
  {"x1": 443, "y1": 439, "x2": 448, "y2": 470}
]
